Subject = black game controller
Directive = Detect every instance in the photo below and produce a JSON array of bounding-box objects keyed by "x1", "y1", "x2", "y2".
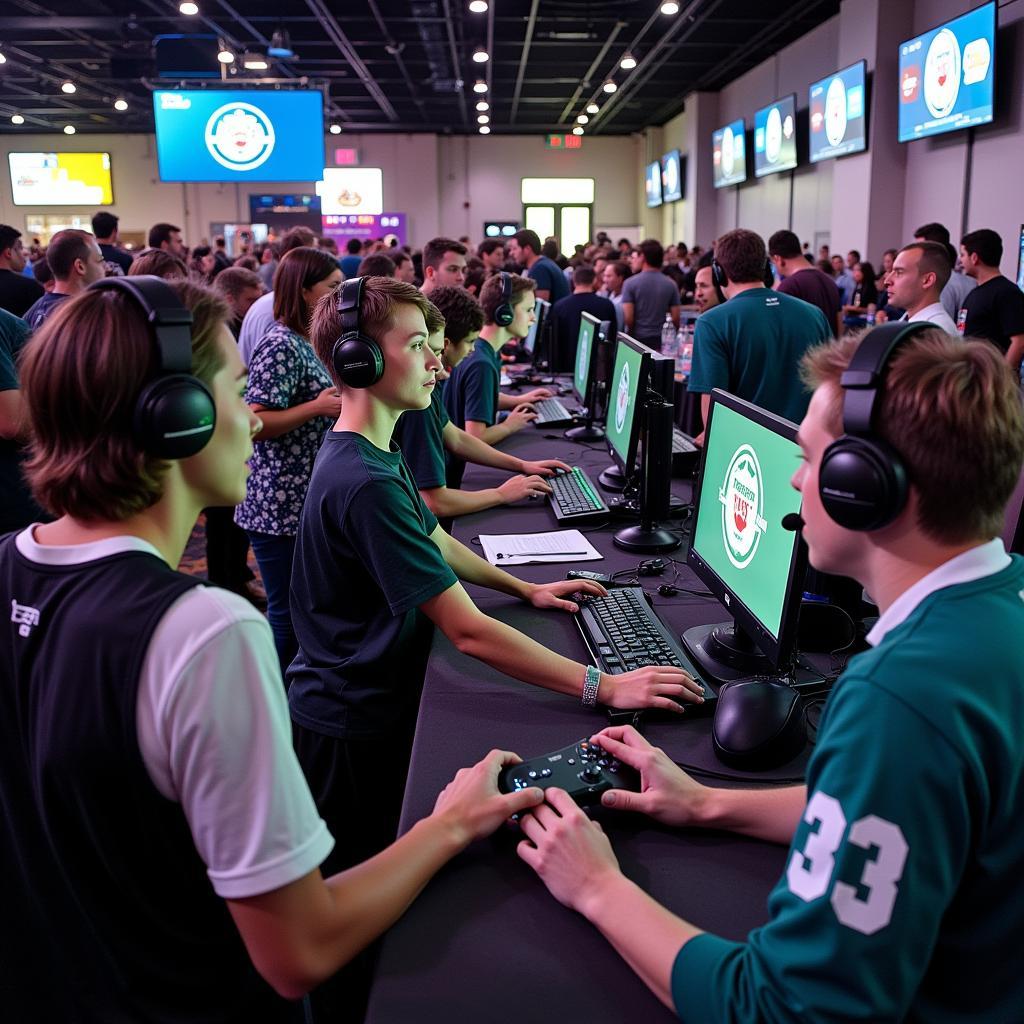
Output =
[{"x1": 499, "y1": 738, "x2": 640, "y2": 807}]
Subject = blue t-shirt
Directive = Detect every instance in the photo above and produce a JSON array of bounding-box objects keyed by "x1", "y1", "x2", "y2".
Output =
[
  {"x1": 340, "y1": 254, "x2": 362, "y2": 278},
  {"x1": 527, "y1": 256, "x2": 570, "y2": 304},
  {"x1": 22, "y1": 292, "x2": 70, "y2": 333},
  {"x1": 393, "y1": 385, "x2": 450, "y2": 490},
  {"x1": 287, "y1": 431, "x2": 458, "y2": 738}
]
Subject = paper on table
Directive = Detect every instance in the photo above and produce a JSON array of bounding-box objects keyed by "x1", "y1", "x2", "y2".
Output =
[
  {"x1": 500, "y1": 372, "x2": 513, "y2": 387},
  {"x1": 479, "y1": 529, "x2": 602, "y2": 566}
]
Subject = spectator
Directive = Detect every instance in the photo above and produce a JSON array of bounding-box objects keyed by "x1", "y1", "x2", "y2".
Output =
[
  {"x1": 147, "y1": 222, "x2": 185, "y2": 258},
  {"x1": 420, "y1": 237, "x2": 468, "y2": 296},
  {"x1": 548, "y1": 267, "x2": 618, "y2": 372},
  {"x1": 876, "y1": 248, "x2": 899, "y2": 312},
  {"x1": 602, "y1": 260, "x2": 629, "y2": 332},
  {"x1": 506, "y1": 229, "x2": 569, "y2": 304},
  {"x1": 840, "y1": 261, "x2": 879, "y2": 334},
  {"x1": 339, "y1": 237, "x2": 363, "y2": 278},
  {"x1": 768, "y1": 229, "x2": 841, "y2": 335},
  {"x1": 831, "y1": 254, "x2": 855, "y2": 305},
  {"x1": 621, "y1": 240, "x2": 681, "y2": 349},
  {"x1": 128, "y1": 250, "x2": 188, "y2": 279},
  {"x1": 883, "y1": 242, "x2": 957, "y2": 333},
  {"x1": 31, "y1": 258, "x2": 55, "y2": 292},
  {"x1": 959, "y1": 228, "x2": 1024, "y2": 371},
  {"x1": 693, "y1": 263, "x2": 722, "y2": 314},
  {"x1": 358, "y1": 253, "x2": 396, "y2": 278},
  {"x1": 189, "y1": 245, "x2": 217, "y2": 284},
  {"x1": 392, "y1": 250, "x2": 416, "y2": 284},
  {"x1": 915, "y1": 221, "x2": 976, "y2": 321},
  {"x1": 233, "y1": 255, "x2": 259, "y2": 272},
  {"x1": 91, "y1": 212, "x2": 133, "y2": 275},
  {"x1": 464, "y1": 264, "x2": 487, "y2": 298},
  {"x1": 213, "y1": 267, "x2": 266, "y2": 339},
  {"x1": 23, "y1": 230, "x2": 106, "y2": 332},
  {"x1": 477, "y1": 239, "x2": 506, "y2": 273},
  {"x1": 617, "y1": 238, "x2": 632, "y2": 257},
  {"x1": 542, "y1": 237, "x2": 568, "y2": 271},
  {"x1": 257, "y1": 242, "x2": 278, "y2": 289},
  {"x1": 0, "y1": 225, "x2": 44, "y2": 317}
]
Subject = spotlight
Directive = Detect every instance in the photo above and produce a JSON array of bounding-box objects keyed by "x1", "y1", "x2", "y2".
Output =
[
  {"x1": 472, "y1": 48, "x2": 489, "y2": 63},
  {"x1": 63, "y1": 124, "x2": 76, "y2": 134},
  {"x1": 114, "y1": 98, "x2": 128, "y2": 111},
  {"x1": 473, "y1": 79, "x2": 488, "y2": 94},
  {"x1": 179, "y1": 1, "x2": 199, "y2": 14},
  {"x1": 61, "y1": 81, "x2": 76, "y2": 94},
  {"x1": 572, "y1": 126, "x2": 584, "y2": 136},
  {"x1": 477, "y1": 114, "x2": 490, "y2": 124},
  {"x1": 577, "y1": 114, "x2": 589, "y2": 124},
  {"x1": 620, "y1": 52, "x2": 637, "y2": 70},
  {"x1": 11, "y1": 114, "x2": 25, "y2": 125},
  {"x1": 242, "y1": 52, "x2": 269, "y2": 70},
  {"x1": 217, "y1": 48, "x2": 234, "y2": 64},
  {"x1": 479, "y1": 125, "x2": 491, "y2": 135},
  {"x1": 0, "y1": 51, "x2": 6, "y2": 64},
  {"x1": 469, "y1": 0, "x2": 488, "y2": 11},
  {"x1": 660, "y1": 1, "x2": 680, "y2": 13},
  {"x1": 476, "y1": 101, "x2": 489, "y2": 112},
  {"x1": 329, "y1": 123, "x2": 342, "y2": 135},
  {"x1": 267, "y1": 29, "x2": 295, "y2": 59},
  {"x1": 602, "y1": 79, "x2": 617, "y2": 94},
  {"x1": 586, "y1": 102, "x2": 599, "y2": 114}
]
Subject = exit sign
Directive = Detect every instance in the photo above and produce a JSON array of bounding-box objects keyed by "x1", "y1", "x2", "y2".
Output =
[{"x1": 545, "y1": 134, "x2": 582, "y2": 150}]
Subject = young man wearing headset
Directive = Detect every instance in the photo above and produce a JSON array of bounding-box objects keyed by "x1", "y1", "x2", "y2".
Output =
[{"x1": 516, "y1": 322, "x2": 1024, "y2": 1021}]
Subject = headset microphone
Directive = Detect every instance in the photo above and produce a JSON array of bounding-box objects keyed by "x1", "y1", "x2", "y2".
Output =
[{"x1": 781, "y1": 512, "x2": 805, "y2": 532}]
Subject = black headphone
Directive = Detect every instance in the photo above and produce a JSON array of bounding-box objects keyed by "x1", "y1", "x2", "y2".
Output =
[
  {"x1": 711, "y1": 256, "x2": 773, "y2": 290},
  {"x1": 88, "y1": 275, "x2": 216, "y2": 460},
  {"x1": 818, "y1": 321, "x2": 934, "y2": 531},
  {"x1": 493, "y1": 271, "x2": 515, "y2": 327},
  {"x1": 331, "y1": 276, "x2": 385, "y2": 388}
]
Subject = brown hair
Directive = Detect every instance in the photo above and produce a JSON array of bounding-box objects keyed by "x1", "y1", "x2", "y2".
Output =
[
  {"x1": 128, "y1": 250, "x2": 188, "y2": 279},
  {"x1": 429, "y1": 286, "x2": 485, "y2": 345},
  {"x1": 310, "y1": 276, "x2": 434, "y2": 388},
  {"x1": 897, "y1": 241, "x2": 952, "y2": 292},
  {"x1": 46, "y1": 229, "x2": 95, "y2": 280},
  {"x1": 801, "y1": 328, "x2": 1024, "y2": 544},
  {"x1": 479, "y1": 272, "x2": 534, "y2": 325},
  {"x1": 422, "y1": 236, "x2": 467, "y2": 272},
  {"x1": 20, "y1": 280, "x2": 230, "y2": 522},
  {"x1": 272, "y1": 246, "x2": 339, "y2": 338},
  {"x1": 714, "y1": 229, "x2": 768, "y2": 285},
  {"x1": 214, "y1": 266, "x2": 263, "y2": 300},
  {"x1": 423, "y1": 300, "x2": 445, "y2": 336},
  {"x1": 278, "y1": 225, "x2": 318, "y2": 256},
  {"x1": 358, "y1": 253, "x2": 396, "y2": 278}
]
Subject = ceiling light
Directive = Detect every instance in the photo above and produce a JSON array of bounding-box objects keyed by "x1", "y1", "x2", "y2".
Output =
[
  {"x1": 620, "y1": 52, "x2": 637, "y2": 70},
  {"x1": 0, "y1": 51, "x2": 6, "y2": 65},
  {"x1": 218, "y1": 48, "x2": 234, "y2": 63},
  {"x1": 602, "y1": 79, "x2": 617, "y2": 94},
  {"x1": 577, "y1": 114, "x2": 589, "y2": 124},
  {"x1": 660, "y1": 1, "x2": 680, "y2": 13},
  {"x1": 61, "y1": 81, "x2": 76, "y2": 94},
  {"x1": 586, "y1": 102, "x2": 599, "y2": 114},
  {"x1": 469, "y1": 0, "x2": 489, "y2": 11},
  {"x1": 242, "y1": 52, "x2": 269, "y2": 70},
  {"x1": 473, "y1": 79, "x2": 487, "y2": 93},
  {"x1": 477, "y1": 114, "x2": 490, "y2": 124},
  {"x1": 329, "y1": 123, "x2": 342, "y2": 134},
  {"x1": 479, "y1": 125, "x2": 490, "y2": 135},
  {"x1": 572, "y1": 126, "x2": 584, "y2": 136},
  {"x1": 63, "y1": 124, "x2": 76, "y2": 135},
  {"x1": 476, "y1": 100, "x2": 489, "y2": 112},
  {"x1": 472, "y1": 48, "x2": 489, "y2": 63},
  {"x1": 179, "y1": 2, "x2": 199, "y2": 14},
  {"x1": 11, "y1": 114, "x2": 25, "y2": 125},
  {"x1": 114, "y1": 98, "x2": 128, "y2": 111}
]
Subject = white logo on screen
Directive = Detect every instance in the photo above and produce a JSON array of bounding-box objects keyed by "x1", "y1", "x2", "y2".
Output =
[
  {"x1": 204, "y1": 102, "x2": 276, "y2": 172},
  {"x1": 825, "y1": 76, "x2": 848, "y2": 147},
  {"x1": 721, "y1": 126, "x2": 735, "y2": 176},
  {"x1": 718, "y1": 444, "x2": 769, "y2": 569},
  {"x1": 923, "y1": 28, "x2": 962, "y2": 119},
  {"x1": 765, "y1": 107, "x2": 783, "y2": 164},
  {"x1": 577, "y1": 334, "x2": 590, "y2": 389},
  {"x1": 615, "y1": 362, "x2": 631, "y2": 434}
]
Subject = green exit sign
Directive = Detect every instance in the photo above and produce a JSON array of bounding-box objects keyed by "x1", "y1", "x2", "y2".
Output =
[{"x1": 545, "y1": 134, "x2": 582, "y2": 150}]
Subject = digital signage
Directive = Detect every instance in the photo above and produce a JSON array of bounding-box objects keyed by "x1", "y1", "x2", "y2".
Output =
[
  {"x1": 645, "y1": 161, "x2": 662, "y2": 208},
  {"x1": 153, "y1": 89, "x2": 325, "y2": 182},
  {"x1": 809, "y1": 60, "x2": 868, "y2": 162},
  {"x1": 898, "y1": 2, "x2": 995, "y2": 142},
  {"x1": 754, "y1": 95, "x2": 798, "y2": 177},
  {"x1": 9, "y1": 152, "x2": 113, "y2": 206},
  {"x1": 660, "y1": 149, "x2": 683, "y2": 202},
  {"x1": 315, "y1": 168, "x2": 384, "y2": 216},
  {"x1": 712, "y1": 120, "x2": 746, "y2": 188}
]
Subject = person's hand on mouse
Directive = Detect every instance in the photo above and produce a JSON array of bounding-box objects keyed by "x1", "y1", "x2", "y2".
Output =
[
  {"x1": 525, "y1": 578, "x2": 606, "y2": 613},
  {"x1": 496, "y1": 474, "x2": 552, "y2": 504},
  {"x1": 588, "y1": 725, "x2": 710, "y2": 826},
  {"x1": 517, "y1": 458, "x2": 572, "y2": 478},
  {"x1": 519, "y1": 386, "x2": 554, "y2": 403}
]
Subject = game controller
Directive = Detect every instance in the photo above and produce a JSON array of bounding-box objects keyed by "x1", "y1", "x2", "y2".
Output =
[{"x1": 499, "y1": 738, "x2": 640, "y2": 807}]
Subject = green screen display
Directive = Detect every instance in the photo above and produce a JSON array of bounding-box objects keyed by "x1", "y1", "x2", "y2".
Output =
[
  {"x1": 607, "y1": 340, "x2": 645, "y2": 466},
  {"x1": 574, "y1": 317, "x2": 596, "y2": 400},
  {"x1": 691, "y1": 401, "x2": 803, "y2": 639}
]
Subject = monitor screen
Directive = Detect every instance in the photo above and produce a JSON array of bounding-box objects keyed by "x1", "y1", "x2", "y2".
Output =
[
  {"x1": 573, "y1": 313, "x2": 601, "y2": 404},
  {"x1": 712, "y1": 120, "x2": 747, "y2": 188},
  {"x1": 9, "y1": 152, "x2": 113, "y2": 206},
  {"x1": 809, "y1": 60, "x2": 868, "y2": 162},
  {"x1": 521, "y1": 298, "x2": 549, "y2": 356},
  {"x1": 898, "y1": 2, "x2": 995, "y2": 143},
  {"x1": 660, "y1": 150, "x2": 683, "y2": 202},
  {"x1": 753, "y1": 95, "x2": 798, "y2": 177},
  {"x1": 645, "y1": 161, "x2": 663, "y2": 208},
  {"x1": 316, "y1": 168, "x2": 384, "y2": 215},
  {"x1": 688, "y1": 391, "x2": 805, "y2": 653},
  {"x1": 606, "y1": 334, "x2": 651, "y2": 472},
  {"x1": 1017, "y1": 225, "x2": 1024, "y2": 293},
  {"x1": 153, "y1": 89, "x2": 325, "y2": 182}
]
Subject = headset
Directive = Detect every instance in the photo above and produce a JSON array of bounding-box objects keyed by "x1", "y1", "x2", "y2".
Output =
[
  {"x1": 818, "y1": 321, "x2": 934, "y2": 531},
  {"x1": 492, "y1": 271, "x2": 515, "y2": 327},
  {"x1": 711, "y1": 255, "x2": 773, "y2": 290},
  {"x1": 88, "y1": 275, "x2": 216, "y2": 460},
  {"x1": 331, "y1": 276, "x2": 385, "y2": 388}
]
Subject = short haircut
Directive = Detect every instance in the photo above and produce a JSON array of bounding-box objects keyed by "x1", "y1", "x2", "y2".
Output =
[
  {"x1": 512, "y1": 229, "x2": 542, "y2": 257},
  {"x1": 960, "y1": 228, "x2": 1003, "y2": 268},
  {"x1": 310, "y1": 277, "x2": 433, "y2": 389},
  {"x1": 91, "y1": 211, "x2": 118, "y2": 238},
  {"x1": 422, "y1": 236, "x2": 467, "y2": 271},
  {"x1": 392, "y1": 250, "x2": 411, "y2": 268},
  {"x1": 128, "y1": 250, "x2": 187, "y2": 279},
  {"x1": 541, "y1": 238, "x2": 560, "y2": 261},
  {"x1": 358, "y1": 253, "x2": 396, "y2": 278},
  {"x1": 883, "y1": 248, "x2": 898, "y2": 259},
  {"x1": 346, "y1": 238, "x2": 362, "y2": 254},
  {"x1": 429, "y1": 286, "x2": 485, "y2": 345},
  {"x1": 477, "y1": 239, "x2": 505, "y2": 258},
  {"x1": 32, "y1": 257, "x2": 53, "y2": 287},
  {"x1": 480, "y1": 272, "x2": 534, "y2": 325},
  {"x1": 897, "y1": 241, "x2": 952, "y2": 291},
  {"x1": 214, "y1": 266, "x2": 263, "y2": 301},
  {"x1": 464, "y1": 266, "x2": 487, "y2": 296},
  {"x1": 618, "y1": 238, "x2": 631, "y2": 248},
  {"x1": 801, "y1": 328, "x2": 1024, "y2": 544},
  {"x1": 20, "y1": 279, "x2": 230, "y2": 521},
  {"x1": 606, "y1": 260, "x2": 629, "y2": 281},
  {"x1": 214, "y1": 235, "x2": 226, "y2": 248},
  {"x1": 0, "y1": 224, "x2": 22, "y2": 254},
  {"x1": 318, "y1": 236, "x2": 338, "y2": 253},
  {"x1": 636, "y1": 239, "x2": 664, "y2": 268},
  {"x1": 847, "y1": 249, "x2": 861, "y2": 262},
  {"x1": 46, "y1": 229, "x2": 96, "y2": 280},
  {"x1": 279, "y1": 226, "x2": 318, "y2": 257},
  {"x1": 573, "y1": 266, "x2": 597, "y2": 288},
  {"x1": 271, "y1": 246, "x2": 339, "y2": 337},
  {"x1": 767, "y1": 229, "x2": 802, "y2": 260},
  {"x1": 147, "y1": 222, "x2": 181, "y2": 249},
  {"x1": 714, "y1": 229, "x2": 768, "y2": 285},
  {"x1": 423, "y1": 300, "x2": 446, "y2": 336},
  {"x1": 914, "y1": 222, "x2": 950, "y2": 245},
  {"x1": 233, "y1": 255, "x2": 259, "y2": 271}
]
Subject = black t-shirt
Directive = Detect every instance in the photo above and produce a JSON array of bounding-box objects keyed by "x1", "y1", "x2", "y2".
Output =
[
  {"x1": 98, "y1": 242, "x2": 133, "y2": 275},
  {"x1": 393, "y1": 386, "x2": 450, "y2": 491},
  {"x1": 776, "y1": 267, "x2": 841, "y2": 335},
  {"x1": 548, "y1": 293, "x2": 618, "y2": 373},
  {"x1": 960, "y1": 276, "x2": 1024, "y2": 355},
  {"x1": 0, "y1": 269, "x2": 44, "y2": 319}
]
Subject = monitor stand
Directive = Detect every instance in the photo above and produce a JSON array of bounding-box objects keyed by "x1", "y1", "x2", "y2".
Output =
[
  {"x1": 565, "y1": 421, "x2": 605, "y2": 442},
  {"x1": 599, "y1": 463, "x2": 628, "y2": 491},
  {"x1": 681, "y1": 621, "x2": 825, "y2": 688}
]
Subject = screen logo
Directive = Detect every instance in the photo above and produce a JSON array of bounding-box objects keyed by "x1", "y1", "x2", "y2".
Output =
[
  {"x1": 204, "y1": 102, "x2": 276, "y2": 172},
  {"x1": 719, "y1": 444, "x2": 769, "y2": 569},
  {"x1": 825, "y1": 76, "x2": 848, "y2": 147},
  {"x1": 615, "y1": 361, "x2": 631, "y2": 434},
  {"x1": 923, "y1": 27, "x2": 961, "y2": 119},
  {"x1": 577, "y1": 333, "x2": 591, "y2": 389}
]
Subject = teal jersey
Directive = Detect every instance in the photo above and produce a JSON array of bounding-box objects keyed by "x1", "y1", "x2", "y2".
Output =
[
  {"x1": 688, "y1": 288, "x2": 830, "y2": 424},
  {"x1": 672, "y1": 556, "x2": 1024, "y2": 1022},
  {"x1": 394, "y1": 386, "x2": 450, "y2": 491}
]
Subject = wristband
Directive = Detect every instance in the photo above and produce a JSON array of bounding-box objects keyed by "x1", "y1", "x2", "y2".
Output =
[{"x1": 581, "y1": 665, "x2": 601, "y2": 707}]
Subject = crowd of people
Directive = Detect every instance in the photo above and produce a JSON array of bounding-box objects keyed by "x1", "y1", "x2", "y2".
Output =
[{"x1": 1, "y1": 205, "x2": 1023, "y2": 1023}]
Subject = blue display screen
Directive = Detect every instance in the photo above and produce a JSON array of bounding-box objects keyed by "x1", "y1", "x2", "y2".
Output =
[
  {"x1": 645, "y1": 161, "x2": 662, "y2": 207},
  {"x1": 753, "y1": 95, "x2": 797, "y2": 177},
  {"x1": 712, "y1": 119, "x2": 746, "y2": 188},
  {"x1": 660, "y1": 150, "x2": 683, "y2": 202},
  {"x1": 809, "y1": 61, "x2": 867, "y2": 162},
  {"x1": 898, "y1": 2, "x2": 995, "y2": 143},
  {"x1": 153, "y1": 90, "x2": 325, "y2": 182}
]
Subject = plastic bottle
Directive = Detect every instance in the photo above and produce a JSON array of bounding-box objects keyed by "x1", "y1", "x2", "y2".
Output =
[{"x1": 661, "y1": 314, "x2": 677, "y2": 358}]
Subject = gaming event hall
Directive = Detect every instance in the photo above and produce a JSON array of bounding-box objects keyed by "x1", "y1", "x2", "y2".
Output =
[{"x1": 1, "y1": 0, "x2": 1023, "y2": 1020}]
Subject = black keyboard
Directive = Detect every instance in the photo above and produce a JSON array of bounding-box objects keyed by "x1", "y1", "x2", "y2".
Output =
[
  {"x1": 548, "y1": 467, "x2": 609, "y2": 525},
  {"x1": 575, "y1": 586, "x2": 716, "y2": 710},
  {"x1": 672, "y1": 428, "x2": 697, "y2": 454},
  {"x1": 672, "y1": 427, "x2": 700, "y2": 476},
  {"x1": 533, "y1": 397, "x2": 577, "y2": 427}
]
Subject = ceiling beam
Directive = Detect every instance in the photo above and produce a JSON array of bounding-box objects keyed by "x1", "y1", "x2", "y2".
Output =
[{"x1": 509, "y1": 0, "x2": 540, "y2": 125}]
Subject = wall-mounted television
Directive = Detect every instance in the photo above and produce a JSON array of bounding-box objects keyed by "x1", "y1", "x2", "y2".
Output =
[
  {"x1": 645, "y1": 160, "x2": 663, "y2": 208},
  {"x1": 153, "y1": 89, "x2": 325, "y2": 182},
  {"x1": 660, "y1": 149, "x2": 683, "y2": 202},
  {"x1": 712, "y1": 120, "x2": 747, "y2": 188},
  {"x1": 9, "y1": 152, "x2": 113, "y2": 206},
  {"x1": 754, "y1": 95, "x2": 798, "y2": 177},
  {"x1": 809, "y1": 60, "x2": 868, "y2": 162},
  {"x1": 898, "y1": 1, "x2": 995, "y2": 143},
  {"x1": 315, "y1": 168, "x2": 384, "y2": 216}
]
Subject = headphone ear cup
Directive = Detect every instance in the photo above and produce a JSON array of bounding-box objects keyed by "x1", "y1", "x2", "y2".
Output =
[
  {"x1": 135, "y1": 375, "x2": 216, "y2": 459},
  {"x1": 494, "y1": 303, "x2": 515, "y2": 327},
  {"x1": 711, "y1": 260, "x2": 724, "y2": 289},
  {"x1": 333, "y1": 334, "x2": 385, "y2": 389},
  {"x1": 818, "y1": 436, "x2": 908, "y2": 531}
]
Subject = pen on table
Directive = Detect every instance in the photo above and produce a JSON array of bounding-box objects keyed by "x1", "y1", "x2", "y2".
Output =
[{"x1": 496, "y1": 551, "x2": 588, "y2": 559}]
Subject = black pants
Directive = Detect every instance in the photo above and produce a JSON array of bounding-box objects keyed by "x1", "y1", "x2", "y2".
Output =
[
  {"x1": 292, "y1": 721, "x2": 417, "y2": 1024},
  {"x1": 203, "y1": 506, "x2": 253, "y2": 587}
]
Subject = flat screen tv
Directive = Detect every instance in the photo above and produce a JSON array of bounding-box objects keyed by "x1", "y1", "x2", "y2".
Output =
[
  {"x1": 809, "y1": 60, "x2": 868, "y2": 162},
  {"x1": 712, "y1": 120, "x2": 746, "y2": 188},
  {"x1": 660, "y1": 149, "x2": 683, "y2": 202},
  {"x1": 898, "y1": 2, "x2": 995, "y2": 143},
  {"x1": 754, "y1": 95, "x2": 798, "y2": 177},
  {"x1": 9, "y1": 152, "x2": 113, "y2": 206},
  {"x1": 645, "y1": 160, "x2": 663, "y2": 208}
]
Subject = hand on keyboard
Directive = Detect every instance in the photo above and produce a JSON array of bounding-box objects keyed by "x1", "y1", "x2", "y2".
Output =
[
  {"x1": 497, "y1": 474, "x2": 553, "y2": 503},
  {"x1": 519, "y1": 458, "x2": 572, "y2": 477},
  {"x1": 599, "y1": 666, "x2": 704, "y2": 713},
  {"x1": 520, "y1": 386, "x2": 554, "y2": 403},
  {"x1": 527, "y1": 579, "x2": 607, "y2": 612},
  {"x1": 505, "y1": 404, "x2": 538, "y2": 433}
]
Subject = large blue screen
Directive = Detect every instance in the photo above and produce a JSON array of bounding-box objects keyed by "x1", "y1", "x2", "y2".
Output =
[
  {"x1": 753, "y1": 95, "x2": 797, "y2": 177},
  {"x1": 898, "y1": 2, "x2": 995, "y2": 143},
  {"x1": 153, "y1": 90, "x2": 325, "y2": 182},
  {"x1": 809, "y1": 61, "x2": 867, "y2": 162}
]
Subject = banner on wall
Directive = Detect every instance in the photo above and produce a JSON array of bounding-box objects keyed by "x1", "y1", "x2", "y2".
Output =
[{"x1": 321, "y1": 213, "x2": 408, "y2": 247}]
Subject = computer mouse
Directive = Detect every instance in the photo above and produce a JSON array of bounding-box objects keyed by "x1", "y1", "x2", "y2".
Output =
[{"x1": 712, "y1": 678, "x2": 806, "y2": 770}]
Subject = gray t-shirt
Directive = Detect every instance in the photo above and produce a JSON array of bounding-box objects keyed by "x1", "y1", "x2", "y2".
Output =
[
  {"x1": 941, "y1": 271, "x2": 975, "y2": 323},
  {"x1": 621, "y1": 270, "x2": 680, "y2": 340}
]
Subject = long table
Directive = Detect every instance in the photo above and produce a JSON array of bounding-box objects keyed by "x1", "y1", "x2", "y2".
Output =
[{"x1": 365, "y1": 423, "x2": 809, "y2": 1023}]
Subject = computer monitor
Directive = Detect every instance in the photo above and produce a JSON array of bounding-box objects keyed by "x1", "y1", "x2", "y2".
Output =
[
  {"x1": 753, "y1": 94, "x2": 798, "y2": 177},
  {"x1": 605, "y1": 334, "x2": 657, "y2": 477},
  {"x1": 712, "y1": 119, "x2": 747, "y2": 188},
  {"x1": 645, "y1": 161, "x2": 663, "y2": 208},
  {"x1": 660, "y1": 149, "x2": 683, "y2": 202},
  {"x1": 809, "y1": 60, "x2": 868, "y2": 163},
  {"x1": 1016, "y1": 225, "x2": 1024, "y2": 293},
  {"x1": 520, "y1": 298, "x2": 550, "y2": 362},
  {"x1": 682, "y1": 389, "x2": 809, "y2": 680},
  {"x1": 572, "y1": 313, "x2": 601, "y2": 405}
]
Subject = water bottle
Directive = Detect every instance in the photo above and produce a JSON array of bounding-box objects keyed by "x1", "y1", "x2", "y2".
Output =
[
  {"x1": 866, "y1": 303, "x2": 877, "y2": 327},
  {"x1": 661, "y1": 313, "x2": 677, "y2": 358}
]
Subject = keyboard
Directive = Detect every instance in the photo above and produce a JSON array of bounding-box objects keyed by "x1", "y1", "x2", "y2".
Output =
[
  {"x1": 672, "y1": 427, "x2": 700, "y2": 476},
  {"x1": 575, "y1": 586, "x2": 716, "y2": 711},
  {"x1": 672, "y1": 428, "x2": 697, "y2": 455},
  {"x1": 548, "y1": 467, "x2": 610, "y2": 525},
  {"x1": 533, "y1": 397, "x2": 577, "y2": 427}
]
